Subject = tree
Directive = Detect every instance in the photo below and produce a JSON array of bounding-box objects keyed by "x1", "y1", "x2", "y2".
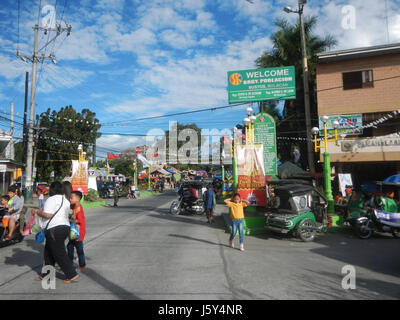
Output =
[
  {"x1": 35, "y1": 106, "x2": 101, "y2": 181},
  {"x1": 255, "y1": 16, "x2": 336, "y2": 167},
  {"x1": 258, "y1": 100, "x2": 282, "y2": 122}
]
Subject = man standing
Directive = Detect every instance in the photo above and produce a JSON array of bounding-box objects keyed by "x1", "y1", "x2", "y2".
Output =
[
  {"x1": 203, "y1": 185, "x2": 216, "y2": 224},
  {"x1": 113, "y1": 184, "x2": 120, "y2": 207}
]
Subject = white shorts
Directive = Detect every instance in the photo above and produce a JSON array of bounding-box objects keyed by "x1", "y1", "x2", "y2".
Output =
[{"x1": 4, "y1": 214, "x2": 19, "y2": 221}]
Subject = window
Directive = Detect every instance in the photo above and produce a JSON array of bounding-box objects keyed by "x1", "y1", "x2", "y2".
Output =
[{"x1": 343, "y1": 70, "x2": 374, "y2": 90}]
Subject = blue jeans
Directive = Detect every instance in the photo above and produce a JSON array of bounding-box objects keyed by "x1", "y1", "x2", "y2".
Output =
[
  {"x1": 38, "y1": 199, "x2": 44, "y2": 210},
  {"x1": 67, "y1": 240, "x2": 86, "y2": 267},
  {"x1": 230, "y1": 219, "x2": 244, "y2": 244}
]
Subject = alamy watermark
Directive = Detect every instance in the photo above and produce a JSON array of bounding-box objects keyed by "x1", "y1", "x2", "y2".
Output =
[
  {"x1": 341, "y1": 5, "x2": 356, "y2": 30},
  {"x1": 143, "y1": 121, "x2": 235, "y2": 165},
  {"x1": 41, "y1": 265, "x2": 56, "y2": 290},
  {"x1": 341, "y1": 265, "x2": 356, "y2": 290}
]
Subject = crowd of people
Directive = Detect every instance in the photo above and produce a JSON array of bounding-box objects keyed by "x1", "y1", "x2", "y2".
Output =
[{"x1": 0, "y1": 181, "x2": 87, "y2": 284}]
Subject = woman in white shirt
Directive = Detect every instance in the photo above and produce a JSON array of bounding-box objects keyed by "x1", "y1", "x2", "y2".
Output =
[{"x1": 32, "y1": 181, "x2": 79, "y2": 284}]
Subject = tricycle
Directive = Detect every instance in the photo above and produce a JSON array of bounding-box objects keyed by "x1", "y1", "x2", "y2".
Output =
[{"x1": 265, "y1": 182, "x2": 328, "y2": 242}]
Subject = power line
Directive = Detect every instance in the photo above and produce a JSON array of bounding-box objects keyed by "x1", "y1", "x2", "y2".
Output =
[{"x1": 100, "y1": 102, "x2": 250, "y2": 126}]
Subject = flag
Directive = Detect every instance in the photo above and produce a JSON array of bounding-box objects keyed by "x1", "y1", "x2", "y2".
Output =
[{"x1": 107, "y1": 153, "x2": 119, "y2": 159}]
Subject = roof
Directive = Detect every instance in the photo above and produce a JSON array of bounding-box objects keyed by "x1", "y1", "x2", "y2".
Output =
[
  {"x1": 274, "y1": 184, "x2": 314, "y2": 196},
  {"x1": 317, "y1": 43, "x2": 400, "y2": 64}
]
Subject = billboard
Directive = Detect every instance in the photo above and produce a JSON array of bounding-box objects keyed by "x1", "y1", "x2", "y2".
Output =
[
  {"x1": 227, "y1": 66, "x2": 296, "y2": 103},
  {"x1": 318, "y1": 114, "x2": 363, "y2": 136}
]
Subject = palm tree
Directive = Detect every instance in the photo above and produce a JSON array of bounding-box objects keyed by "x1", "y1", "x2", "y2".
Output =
[{"x1": 255, "y1": 16, "x2": 336, "y2": 167}]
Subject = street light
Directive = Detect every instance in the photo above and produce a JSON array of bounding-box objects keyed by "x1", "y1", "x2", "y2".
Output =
[
  {"x1": 311, "y1": 116, "x2": 340, "y2": 215},
  {"x1": 245, "y1": 106, "x2": 253, "y2": 116},
  {"x1": 284, "y1": 0, "x2": 315, "y2": 174}
]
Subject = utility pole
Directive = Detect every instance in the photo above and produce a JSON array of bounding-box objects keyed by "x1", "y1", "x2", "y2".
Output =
[
  {"x1": 284, "y1": 0, "x2": 315, "y2": 173},
  {"x1": 10, "y1": 102, "x2": 15, "y2": 160},
  {"x1": 92, "y1": 143, "x2": 96, "y2": 166},
  {"x1": 23, "y1": 72, "x2": 29, "y2": 164},
  {"x1": 298, "y1": 0, "x2": 315, "y2": 173},
  {"x1": 32, "y1": 118, "x2": 41, "y2": 182},
  {"x1": 16, "y1": 21, "x2": 71, "y2": 200}
]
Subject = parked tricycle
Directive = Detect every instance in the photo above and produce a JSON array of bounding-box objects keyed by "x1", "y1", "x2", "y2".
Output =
[{"x1": 265, "y1": 182, "x2": 328, "y2": 242}]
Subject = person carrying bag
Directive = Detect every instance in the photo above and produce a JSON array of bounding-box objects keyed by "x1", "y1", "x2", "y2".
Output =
[
  {"x1": 32, "y1": 182, "x2": 79, "y2": 284},
  {"x1": 35, "y1": 198, "x2": 63, "y2": 244}
]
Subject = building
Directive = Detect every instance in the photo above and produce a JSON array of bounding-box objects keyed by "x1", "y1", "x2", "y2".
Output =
[
  {"x1": 0, "y1": 129, "x2": 25, "y2": 194},
  {"x1": 316, "y1": 43, "x2": 400, "y2": 186}
]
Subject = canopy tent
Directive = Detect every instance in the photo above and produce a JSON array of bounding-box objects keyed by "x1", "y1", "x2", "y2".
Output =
[
  {"x1": 384, "y1": 174, "x2": 400, "y2": 184},
  {"x1": 277, "y1": 161, "x2": 308, "y2": 179},
  {"x1": 138, "y1": 173, "x2": 156, "y2": 180}
]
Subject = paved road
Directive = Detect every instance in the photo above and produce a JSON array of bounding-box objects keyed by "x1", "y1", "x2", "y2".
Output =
[{"x1": 0, "y1": 191, "x2": 399, "y2": 300}]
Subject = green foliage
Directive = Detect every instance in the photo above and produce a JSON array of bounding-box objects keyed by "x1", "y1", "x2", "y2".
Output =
[
  {"x1": 36, "y1": 106, "x2": 101, "y2": 181},
  {"x1": 85, "y1": 188, "x2": 100, "y2": 202},
  {"x1": 114, "y1": 160, "x2": 135, "y2": 177}
]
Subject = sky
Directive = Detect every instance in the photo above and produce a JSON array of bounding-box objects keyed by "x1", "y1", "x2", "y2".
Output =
[{"x1": 0, "y1": 0, "x2": 400, "y2": 159}]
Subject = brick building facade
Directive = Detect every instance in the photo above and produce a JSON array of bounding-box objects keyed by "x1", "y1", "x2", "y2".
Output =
[{"x1": 316, "y1": 43, "x2": 400, "y2": 186}]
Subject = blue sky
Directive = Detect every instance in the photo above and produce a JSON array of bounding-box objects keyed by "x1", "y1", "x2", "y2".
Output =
[{"x1": 0, "y1": 0, "x2": 400, "y2": 158}]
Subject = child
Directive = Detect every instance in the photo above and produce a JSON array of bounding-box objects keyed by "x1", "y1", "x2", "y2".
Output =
[
  {"x1": 4, "y1": 186, "x2": 23, "y2": 240},
  {"x1": 37, "y1": 189, "x2": 44, "y2": 210},
  {"x1": 224, "y1": 193, "x2": 249, "y2": 251},
  {"x1": 67, "y1": 191, "x2": 86, "y2": 271}
]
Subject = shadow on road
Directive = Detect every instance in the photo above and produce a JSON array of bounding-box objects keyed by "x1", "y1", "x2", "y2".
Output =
[
  {"x1": 148, "y1": 212, "x2": 225, "y2": 231},
  {"x1": 168, "y1": 233, "x2": 230, "y2": 248},
  {"x1": 303, "y1": 269, "x2": 400, "y2": 299},
  {"x1": 83, "y1": 268, "x2": 141, "y2": 300},
  {"x1": 311, "y1": 235, "x2": 400, "y2": 279}
]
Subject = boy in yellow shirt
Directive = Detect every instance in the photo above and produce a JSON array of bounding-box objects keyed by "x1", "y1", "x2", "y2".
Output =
[{"x1": 224, "y1": 193, "x2": 249, "y2": 251}]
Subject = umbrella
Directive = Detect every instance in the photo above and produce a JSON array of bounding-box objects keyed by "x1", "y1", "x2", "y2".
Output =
[{"x1": 384, "y1": 174, "x2": 400, "y2": 184}]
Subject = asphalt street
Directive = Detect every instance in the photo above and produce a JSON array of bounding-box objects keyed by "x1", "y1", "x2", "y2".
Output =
[{"x1": 0, "y1": 191, "x2": 399, "y2": 300}]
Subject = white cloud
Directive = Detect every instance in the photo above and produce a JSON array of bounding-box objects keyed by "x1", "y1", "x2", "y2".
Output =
[{"x1": 97, "y1": 134, "x2": 144, "y2": 152}]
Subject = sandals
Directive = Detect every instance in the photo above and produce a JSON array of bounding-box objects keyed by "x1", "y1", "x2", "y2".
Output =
[{"x1": 63, "y1": 274, "x2": 79, "y2": 284}]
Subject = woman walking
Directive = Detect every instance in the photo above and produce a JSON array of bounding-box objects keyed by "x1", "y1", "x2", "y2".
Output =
[{"x1": 32, "y1": 181, "x2": 79, "y2": 284}]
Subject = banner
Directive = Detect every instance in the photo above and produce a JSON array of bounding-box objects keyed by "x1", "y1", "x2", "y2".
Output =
[
  {"x1": 137, "y1": 153, "x2": 151, "y2": 168},
  {"x1": 236, "y1": 144, "x2": 266, "y2": 206},
  {"x1": 71, "y1": 160, "x2": 89, "y2": 195},
  {"x1": 318, "y1": 114, "x2": 363, "y2": 136}
]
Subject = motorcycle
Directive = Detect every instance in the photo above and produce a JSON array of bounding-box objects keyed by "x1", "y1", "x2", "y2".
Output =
[
  {"x1": 355, "y1": 208, "x2": 400, "y2": 239},
  {"x1": 170, "y1": 195, "x2": 205, "y2": 215},
  {"x1": 0, "y1": 207, "x2": 27, "y2": 248}
]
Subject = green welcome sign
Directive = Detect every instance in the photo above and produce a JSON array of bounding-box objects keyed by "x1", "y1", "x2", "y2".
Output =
[
  {"x1": 227, "y1": 66, "x2": 296, "y2": 103},
  {"x1": 254, "y1": 113, "x2": 277, "y2": 176}
]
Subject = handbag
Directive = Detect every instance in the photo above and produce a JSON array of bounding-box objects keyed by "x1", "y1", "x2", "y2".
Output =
[
  {"x1": 35, "y1": 197, "x2": 64, "y2": 244},
  {"x1": 69, "y1": 220, "x2": 80, "y2": 240}
]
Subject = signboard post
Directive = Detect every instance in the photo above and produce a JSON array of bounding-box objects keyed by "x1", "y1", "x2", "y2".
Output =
[
  {"x1": 254, "y1": 113, "x2": 277, "y2": 176},
  {"x1": 227, "y1": 66, "x2": 296, "y2": 103}
]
